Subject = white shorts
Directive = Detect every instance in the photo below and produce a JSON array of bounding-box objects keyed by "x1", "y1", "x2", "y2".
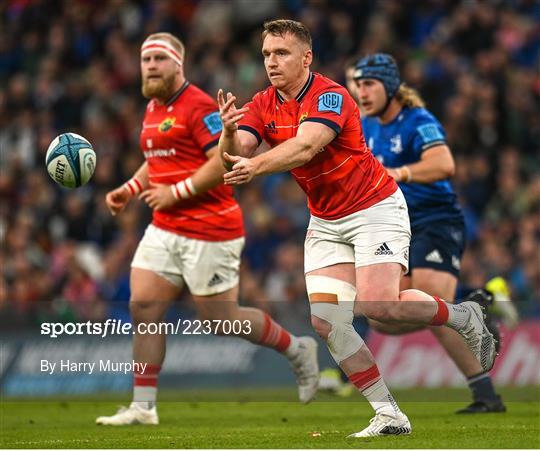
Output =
[
  {"x1": 304, "y1": 190, "x2": 411, "y2": 273},
  {"x1": 131, "y1": 224, "x2": 245, "y2": 296}
]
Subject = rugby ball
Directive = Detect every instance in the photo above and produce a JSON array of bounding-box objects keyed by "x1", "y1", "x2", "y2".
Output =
[{"x1": 45, "y1": 133, "x2": 96, "y2": 188}]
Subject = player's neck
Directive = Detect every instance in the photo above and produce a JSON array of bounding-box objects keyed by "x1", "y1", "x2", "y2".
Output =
[
  {"x1": 378, "y1": 99, "x2": 402, "y2": 125},
  {"x1": 277, "y1": 70, "x2": 310, "y2": 102},
  {"x1": 155, "y1": 76, "x2": 186, "y2": 105}
]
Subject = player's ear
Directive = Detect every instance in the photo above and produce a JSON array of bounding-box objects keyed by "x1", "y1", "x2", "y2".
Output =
[{"x1": 303, "y1": 49, "x2": 313, "y2": 68}]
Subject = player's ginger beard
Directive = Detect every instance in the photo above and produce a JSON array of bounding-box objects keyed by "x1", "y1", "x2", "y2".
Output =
[{"x1": 142, "y1": 72, "x2": 177, "y2": 101}]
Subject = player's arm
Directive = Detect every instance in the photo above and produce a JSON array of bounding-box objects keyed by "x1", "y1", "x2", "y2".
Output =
[
  {"x1": 223, "y1": 121, "x2": 335, "y2": 185},
  {"x1": 388, "y1": 144, "x2": 455, "y2": 184},
  {"x1": 186, "y1": 145, "x2": 228, "y2": 192},
  {"x1": 130, "y1": 162, "x2": 150, "y2": 189},
  {"x1": 105, "y1": 162, "x2": 148, "y2": 216},
  {"x1": 139, "y1": 145, "x2": 231, "y2": 211},
  {"x1": 217, "y1": 89, "x2": 259, "y2": 163}
]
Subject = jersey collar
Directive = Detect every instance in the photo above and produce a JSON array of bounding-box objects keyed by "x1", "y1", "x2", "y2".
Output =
[
  {"x1": 276, "y1": 72, "x2": 314, "y2": 104},
  {"x1": 165, "y1": 80, "x2": 190, "y2": 106}
]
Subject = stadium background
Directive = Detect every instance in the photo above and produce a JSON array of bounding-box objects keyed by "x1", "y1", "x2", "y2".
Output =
[{"x1": 1, "y1": 0, "x2": 539, "y2": 396}]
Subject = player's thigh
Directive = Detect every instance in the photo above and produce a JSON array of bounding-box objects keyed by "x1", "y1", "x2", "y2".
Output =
[
  {"x1": 130, "y1": 268, "x2": 181, "y2": 322},
  {"x1": 354, "y1": 262, "x2": 403, "y2": 317},
  {"x1": 130, "y1": 224, "x2": 186, "y2": 321},
  {"x1": 411, "y1": 268, "x2": 458, "y2": 303},
  {"x1": 181, "y1": 237, "x2": 244, "y2": 297},
  {"x1": 306, "y1": 262, "x2": 356, "y2": 285},
  {"x1": 192, "y1": 285, "x2": 240, "y2": 321},
  {"x1": 347, "y1": 190, "x2": 410, "y2": 306}
]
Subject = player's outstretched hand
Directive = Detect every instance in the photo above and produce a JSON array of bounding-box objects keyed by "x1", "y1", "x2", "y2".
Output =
[
  {"x1": 105, "y1": 186, "x2": 131, "y2": 216},
  {"x1": 217, "y1": 89, "x2": 249, "y2": 136},
  {"x1": 223, "y1": 152, "x2": 257, "y2": 185},
  {"x1": 139, "y1": 182, "x2": 177, "y2": 211}
]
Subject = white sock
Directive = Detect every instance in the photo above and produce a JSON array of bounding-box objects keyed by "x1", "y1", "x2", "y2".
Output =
[
  {"x1": 133, "y1": 386, "x2": 157, "y2": 409},
  {"x1": 284, "y1": 335, "x2": 300, "y2": 358},
  {"x1": 361, "y1": 378, "x2": 401, "y2": 417},
  {"x1": 446, "y1": 303, "x2": 471, "y2": 330}
]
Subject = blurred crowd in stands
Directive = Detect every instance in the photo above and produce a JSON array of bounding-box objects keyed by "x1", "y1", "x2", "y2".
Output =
[{"x1": 1, "y1": 0, "x2": 539, "y2": 327}]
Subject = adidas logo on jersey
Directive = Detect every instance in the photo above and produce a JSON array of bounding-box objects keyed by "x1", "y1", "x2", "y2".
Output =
[
  {"x1": 264, "y1": 121, "x2": 278, "y2": 134},
  {"x1": 425, "y1": 249, "x2": 443, "y2": 264},
  {"x1": 375, "y1": 242, "x2": 393, "y2": 255},
  {"x1": 208, "y1": 273, "x2": 223, "y2": 287}
]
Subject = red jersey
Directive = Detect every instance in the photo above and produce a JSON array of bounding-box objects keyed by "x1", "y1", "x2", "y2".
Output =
[
  {"x1": 140, "y1": 81, "x2": 244, "y2": 241},
  {"x1": 239, "y1": 72, "x2": 397, "y2": 220}
]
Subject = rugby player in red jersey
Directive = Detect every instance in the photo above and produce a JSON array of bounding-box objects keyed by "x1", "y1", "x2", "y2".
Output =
[
  {"x1": 97, "y1": 32, "x2": 319, "y2": 426},
  {"x1": 218, "y1": 19, "x2": 497, "y2": 437}
]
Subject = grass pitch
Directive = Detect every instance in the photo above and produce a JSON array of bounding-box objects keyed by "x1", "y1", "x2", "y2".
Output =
[{"x1": 1, "y1": 387, "x2": 539, "y2": 448}]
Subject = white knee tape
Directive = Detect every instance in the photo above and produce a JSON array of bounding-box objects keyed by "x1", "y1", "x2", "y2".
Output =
[
  {"x1": 305, "y1": 275, "x2": 356, "y2": 303},
  {"x1": 306, "y1": 275, "x2": 365, "y2": 363}
]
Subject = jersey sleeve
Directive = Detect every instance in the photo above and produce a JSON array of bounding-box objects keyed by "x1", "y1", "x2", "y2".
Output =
[
  {"x1": 238, "y1": 95, "x2": 264, "y2": 146},
  {"x1": 302, "y1": 86, "x2": 354, "y2": 135},
  {"x1": 409, "y1": 113, "x2": 447, "y2": 158},
  {"x1": 190, "y1": 100, "x2": 223, "y2": 152}
]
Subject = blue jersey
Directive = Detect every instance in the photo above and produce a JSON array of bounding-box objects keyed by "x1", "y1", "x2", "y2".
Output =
[{"x1": 361, "y1": 107, "x2": 463, "y2": 229}]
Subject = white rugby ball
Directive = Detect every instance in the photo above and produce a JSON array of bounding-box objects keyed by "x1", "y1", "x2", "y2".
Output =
[{"x1": 45, "y1": 133, "x2": 96, "y2": 188}]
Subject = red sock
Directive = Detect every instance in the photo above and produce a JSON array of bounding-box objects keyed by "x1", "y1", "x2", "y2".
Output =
[
  {"x1": 134, "y1": 363, "x2": 161, "y2": 388},
  {"x1": 429, "y1": 296, "x2": 449, "y2": 325},
  {"x1": 349, "y1": 364, "x2": 381, "y2": 390},
  {"x1": 259, "y1": 313, "x2": 291, "y2": 352}
]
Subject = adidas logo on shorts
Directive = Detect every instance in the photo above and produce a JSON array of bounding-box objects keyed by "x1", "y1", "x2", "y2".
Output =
[
  {"x1": 425, "y1": 249, "x2": 443, "y2": 264},
  {"x1": 208, "y1": 273, "x2": 223, "y2": 287},
  {"x1": 374, "y1": 242, "x2": 393, "y2": 255}
]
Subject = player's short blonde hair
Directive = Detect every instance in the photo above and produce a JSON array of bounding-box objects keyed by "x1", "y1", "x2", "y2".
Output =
[
  {"x1": 144, "y1": 32, "x2": 185, "y2": 60},
  {"x1": 262, "y1": 19, "x2": 312, "y2": 48},
  {"x1": 395, "y1": 84, "x2": 426, "y2": 108}
]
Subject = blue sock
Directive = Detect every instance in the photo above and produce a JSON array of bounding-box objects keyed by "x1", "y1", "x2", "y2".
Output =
[{"x1": 468, "y1": 372, "x2": 498, "y2": 401}]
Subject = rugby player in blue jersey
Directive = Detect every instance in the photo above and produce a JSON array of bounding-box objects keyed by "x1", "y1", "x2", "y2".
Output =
[{"x1": 349, "y1": 53, "x2": 507, "y2": 413}]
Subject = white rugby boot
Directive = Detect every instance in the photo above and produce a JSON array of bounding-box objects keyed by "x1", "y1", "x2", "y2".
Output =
[
  {"x1": 96, "y1": 402, "x2": 158, "y2": 425},
  {"x1": 289, "y1": 336, "x2": 319, "y2": 403},
  {"x1": 348, "y1": 411, "x2": 412, "y2": 437},
  {"x1": 456, "y1": 301, "x2": 497, "y2": 372}
]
